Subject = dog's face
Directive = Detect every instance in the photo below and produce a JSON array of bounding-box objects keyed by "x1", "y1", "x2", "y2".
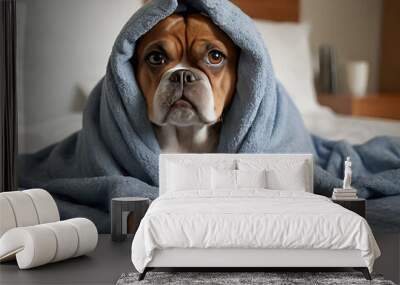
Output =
[{"x1": 134, "y1": 13, "x2": 238, "y2": 127}]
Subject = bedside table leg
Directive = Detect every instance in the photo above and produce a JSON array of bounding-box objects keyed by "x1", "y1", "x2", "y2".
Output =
[
  {"x1": 354, "y1": 267, "x2": 371, "y2": 280},
  {"x1": 138, "y1": 268, "x2": 148, "y2": 281}
]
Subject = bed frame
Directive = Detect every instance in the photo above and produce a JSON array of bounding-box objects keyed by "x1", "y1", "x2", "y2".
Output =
[
  {"x1": 140, "y1": 249, "x2": 370, "y2": 280},
  {"x1": 159, "y1": 153, "x2": 314, "y2": 194},
  {"x1": 137, "y1": 0, "x2": 371, "y2": 281}
]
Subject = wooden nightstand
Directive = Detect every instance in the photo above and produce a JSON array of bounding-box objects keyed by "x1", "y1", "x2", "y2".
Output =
[
  {"x1": 331, "y1": 198, "x2": 366, "y2": 218},
  {"x1": 317, "y1": 94, "x2": 400, "y2": 120}
]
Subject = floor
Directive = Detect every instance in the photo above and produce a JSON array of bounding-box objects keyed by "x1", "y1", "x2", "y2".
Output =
[
  {"x1": 374, "y1": 233, "x2": 400, "y2": 284},
  {"x1": 0, "y1": 234, "x2": 399, "y2": 285},
  {"x1": 0, "y1": 235, "x2": 133, "y2": 285}
]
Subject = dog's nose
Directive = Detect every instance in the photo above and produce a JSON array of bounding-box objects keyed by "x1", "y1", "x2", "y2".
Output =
[{"x1": 169, "y1": 69, "x2": 199, "y2": 84}]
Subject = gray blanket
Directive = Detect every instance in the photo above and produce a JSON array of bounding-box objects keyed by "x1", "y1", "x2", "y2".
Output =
[{"x1": 18, "y1": 0, "x2": 400, "y2": 233}]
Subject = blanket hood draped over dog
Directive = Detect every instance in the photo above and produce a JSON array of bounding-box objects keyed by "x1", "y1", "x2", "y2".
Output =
[{"x1": 19, "y1": 0, "x2": 400, "y2": 233}]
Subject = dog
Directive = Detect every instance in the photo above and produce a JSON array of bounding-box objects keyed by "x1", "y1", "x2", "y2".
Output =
[
  {"x1": 128, "y1": 13, "x2": 238, "y2": 233},
  {"x1": 133, "y1": 13, "x2": 239, "y2": 153}
]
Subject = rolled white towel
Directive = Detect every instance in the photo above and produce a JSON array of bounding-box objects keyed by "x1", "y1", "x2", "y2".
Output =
[{"x1": 0, "y1": 218, "x2": 98, "y2": 269}]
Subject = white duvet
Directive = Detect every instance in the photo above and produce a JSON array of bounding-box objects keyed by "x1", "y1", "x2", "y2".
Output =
[{"x1": 131, "y1": 190, "x2": 380, "y2": 273}]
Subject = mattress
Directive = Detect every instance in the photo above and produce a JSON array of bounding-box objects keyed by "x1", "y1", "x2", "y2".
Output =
[{"x1": 131, "y1": 190, "x2": 380, "y2": 273}]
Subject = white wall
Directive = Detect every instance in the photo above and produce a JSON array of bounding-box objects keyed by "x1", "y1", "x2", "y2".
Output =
[
  {"x1": 301, "y1": 0, "x2": 382, "y2": 93},
  {"x1": 17, "y1": 0, "x2": 142, "y2": 127},
  {"x1": 17, "y1": 0, "x2": 142, "y2": 152}
]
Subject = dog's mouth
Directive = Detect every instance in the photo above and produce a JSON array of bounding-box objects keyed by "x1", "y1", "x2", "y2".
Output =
[
  {"x1": 162, "y1": 94, "x2": 212, "y2": 126},
  {"x1": 170, "y1": 98, "x2": 194, "y2": 110},
  {"x1": 164, "y1": 96, "x2": 198, "y2": 120}
]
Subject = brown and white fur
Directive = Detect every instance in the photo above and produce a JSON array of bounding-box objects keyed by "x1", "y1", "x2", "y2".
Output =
[{"x1": 133, "y1": 13, "x2": 238, "y2": 153}]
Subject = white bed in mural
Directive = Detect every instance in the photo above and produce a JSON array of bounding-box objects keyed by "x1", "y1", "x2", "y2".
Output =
[
  {"x1": 304, "y1": 111, "x2": 400, "y2": 145},
  {"x1": 17, "y1": 98, "x2": 400, "y2": 154}
]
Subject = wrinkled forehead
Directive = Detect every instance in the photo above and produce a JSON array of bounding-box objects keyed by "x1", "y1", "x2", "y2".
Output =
[{"x1": 135, "y1": 13, "x2": 236, "y2": 54}]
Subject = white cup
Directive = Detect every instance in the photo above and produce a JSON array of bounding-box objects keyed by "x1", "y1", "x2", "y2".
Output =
[{"x1": 345, "y1": 61, "x2": 369, "y2": 96}]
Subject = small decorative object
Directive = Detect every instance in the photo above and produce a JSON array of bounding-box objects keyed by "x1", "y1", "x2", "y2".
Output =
[
  {"x1": 343, "y1": 156, "x2": 352, "y2": 189},
  {"x1": 318, "y1": 45, "x2": 337, "y2": 94},
  {"x1": 111, "y1": 197, "x2": 150, "y2": 242},
  {"x1": 345, "y1": 61, "x2": 369, "y2": 97},
  {"x1": 332, "y1": 157, "x2": 358, "y2": 200}
]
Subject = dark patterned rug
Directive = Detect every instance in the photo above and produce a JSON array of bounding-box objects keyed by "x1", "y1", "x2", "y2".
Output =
[{"x1": 116, "y1": 272, "x2": 396, "y2": 285}]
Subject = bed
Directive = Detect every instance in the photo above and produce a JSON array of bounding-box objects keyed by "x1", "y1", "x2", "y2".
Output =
[{"x1": 131, "y1": 154, "x2": 380, "y2": 280}]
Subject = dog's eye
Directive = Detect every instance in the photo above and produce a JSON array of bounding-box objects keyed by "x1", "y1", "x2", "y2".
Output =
[
  {"x1": 146, "y1": 51, "x2": 167, "y2": 65},
  {"x1": 207, "y1": 50, "x2": 225, "y2": 65}
]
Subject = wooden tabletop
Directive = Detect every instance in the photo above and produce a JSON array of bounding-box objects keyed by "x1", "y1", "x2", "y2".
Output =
[{"x1": 317, "y1": 93, "x2": 400, "y2": 120}]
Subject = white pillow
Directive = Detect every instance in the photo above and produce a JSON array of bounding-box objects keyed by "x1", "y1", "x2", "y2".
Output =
[
  {"x1": 212, "y1": 168, "x2": 236, "y2": 190},
  {"x1": 254, "y1": 20, "x2": 320, "y2": 114},
  {"x1": 167, "y1": 163, "x2": 212, "y2": 191},
  {"x1": 237, "y1": 159, "x2": 309, "y2": 192},
  {"x1": 236, "y1": 169, "x2": 268, "y2": 189},
  {"x1": 212, "y1": 169, "x2": 268, "y2": 190},
  {"x1": 267, "y1": 167, "x2": 307, "y2": 192}
]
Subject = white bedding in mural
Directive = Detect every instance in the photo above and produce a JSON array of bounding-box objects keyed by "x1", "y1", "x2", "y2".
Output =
[
  {"x1": 303, "y1": 108, "x2": 400, "y2": 145},
  {"x1": 18, "y1": 106, "x2": 400, "y2": 154}
]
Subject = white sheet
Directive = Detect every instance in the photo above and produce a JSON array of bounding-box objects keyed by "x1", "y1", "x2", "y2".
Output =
[
  {"x1": 131, "y1": 190, "x2": 380, "y2": 273},
  {"x1": 303, "y1": 108, "x2": 400, "y2": 144}
]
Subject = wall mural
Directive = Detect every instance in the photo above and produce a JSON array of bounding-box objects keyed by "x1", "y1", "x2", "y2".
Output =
[{"x1": 14, "y1": 1, "x2": 400, "y2": 235}]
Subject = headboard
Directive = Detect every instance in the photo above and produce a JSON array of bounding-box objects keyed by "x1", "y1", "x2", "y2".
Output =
[
  {"x1": 159, "y1": 153, "x2": 314, "y2": 195},
  {"x1": 231, "y1": 0, "x2": 300, "y2": 22}
]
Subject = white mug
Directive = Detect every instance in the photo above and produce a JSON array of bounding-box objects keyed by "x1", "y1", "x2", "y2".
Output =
[{"x1": 345, "y1": 61, "x2": 369, "y2": 96}]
